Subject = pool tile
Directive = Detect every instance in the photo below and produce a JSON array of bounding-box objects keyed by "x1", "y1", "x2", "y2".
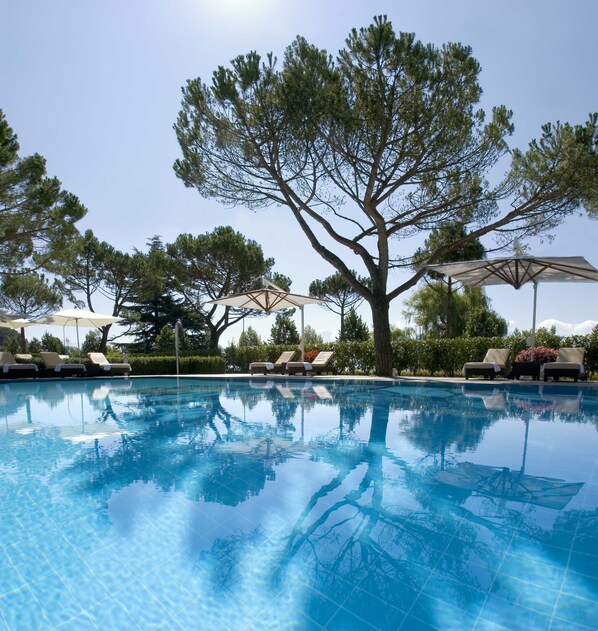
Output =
[
  {"x1": 85, "y1": 596, "x2": 143, "y2": 629},
  {"x1": 554, "y1": 593, "x2": 598, "y2": 629},
  {"x1": 342, "y1": 585, "x2": 407, "y2": 628},
  {"x1": 489, "y1": 572, "x2": 559, "y2": 614},
  {"x1": 326, "y1": 605, "x2": 379, "y2": 630},
  {"x1": 27, "y1": 571, "x2": 82, "y2": 627},
  {"x1": 479, "y1": 594, "x2": 552, "y2": 629},
  {"x1": 409, "y1": 593, "x2": 478, "y2": 630},
  {"x1": 4, "y1": 543, "x2": 54, "y2": 585},
  {"x1": 0, "y1": 586, "x2": 51, "y2": 631}
]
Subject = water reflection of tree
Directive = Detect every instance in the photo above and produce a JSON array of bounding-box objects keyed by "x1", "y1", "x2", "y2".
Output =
[
  {"x1": 75, "y1": 381, "x2": 303, "y2": 506},
  {"x1": 46, "y1": 379, "x2": 597, "y2": 627},
  {"x1": 197, "y1": 394, "x2": 505, "y2": 627}
]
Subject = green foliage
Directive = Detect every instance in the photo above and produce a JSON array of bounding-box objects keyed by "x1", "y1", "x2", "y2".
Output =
[
  {"x1": 155, "y1": 325, "x2": 176, "y2": 354},
  {"x1": 0, "y1": 110, "x2": 86, "y2": 272},
  {"x1": 405, "y1": 284, "x2": 507, "y2": 339},
  {"x1": 463, "y1": 305, "x2": 508, "y2": 337},
  {"x1": 174, "y1": 15, "x2": 598, "y2": 376},
  {"x1": 126, "y1": 237, "x2": 207, "y2": 352},
  {"x1": 45, "y1": 229, "x2": 144, "y2": 352},
  {"x1": 239, "y1": 325, "x2": 261, "y2": 346},
  {"x1": 309, "y1": 271, "x2": 367, "y2": 339},
  {"x1": 340, "y1": 308, "x2": 370, "y2": 342},
  {"x1": 164, "y1": 226, "x2": 282, "y2": 349},
  {"x1": 269, "y1": 313, "x2": 300, "y2": 345},
  {"x1": 0, "y1": 330, "x2": 20, "y2": 353},
  {"x1": 129, "y1": 355, "x2": 226, "y2": 375},
  {"x1": 0, "y1": 272, "x2": 62, "y2": 318},
  {"x1": 302, "y1": 324, "x2": 323, "y2": 349},
  {"x1": 81, "y1": 330, "x2": 102, "y2": 354},
  {"x1": 223, "y1": 330, "x2": 598, "y2": 376},
  {"x1": 40, "y1": 332, "x2": 65, "y2": 354}
]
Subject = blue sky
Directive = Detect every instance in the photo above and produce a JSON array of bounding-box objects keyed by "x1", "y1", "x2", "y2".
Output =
[{"x1": 2, "y1": 0, "x2": 598, "y2": 346}]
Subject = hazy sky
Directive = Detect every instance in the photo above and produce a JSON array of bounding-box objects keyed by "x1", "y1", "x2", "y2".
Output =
[{"x1": 2, "y1": 0, "x2": 597, "y2": 345}]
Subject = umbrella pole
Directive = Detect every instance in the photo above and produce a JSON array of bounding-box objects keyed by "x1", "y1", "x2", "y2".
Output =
[
  {"x1": 300, "y1": 305, "x2": 305, "y2": 361},
  {"x1": 531, "y1": 281, "x2": 538, "y2": 361},
  {"x1": 75, "y1": 321, "x2": 81, "y2": 360}
]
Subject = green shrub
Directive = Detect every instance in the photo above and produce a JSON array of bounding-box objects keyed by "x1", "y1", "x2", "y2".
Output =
[
  {"x1": 223, "y1": 330, "x2": 598, "y2": 376},
  {"x1": 129, "y1": 355, "x2": 225, "y2": 375}
]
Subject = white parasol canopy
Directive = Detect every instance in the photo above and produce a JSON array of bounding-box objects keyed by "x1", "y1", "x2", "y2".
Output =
[
  {"x1": 36, "y1": 308, "x2": 123, "y2": 351},
  {"x1": 208, "y1": 281, "x2": 324, "y2": 361},
  {"x1": 0, "y1": 318, "x2": 35, "y2": 330},
  {"x1": 209, "y1": 288, "x2": 323, "y2": 312},
  {"x1": 0, "y1": 308, "x2": 27, "y2": 323},
  {"x1": 426, "y1": 252, "x2": 598, "y2": 358}
]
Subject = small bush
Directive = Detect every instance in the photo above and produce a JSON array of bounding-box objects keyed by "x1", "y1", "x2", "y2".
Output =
[{"x1": 514, "y1": 346, "x2": 558, "y2": 363}]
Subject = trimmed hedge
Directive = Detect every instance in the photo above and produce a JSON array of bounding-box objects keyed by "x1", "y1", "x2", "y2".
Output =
[
  {"x1": 129, "y1": 355, "x2": 226, "y2": 375},
  {"x1": 224, "y1": 331, "x2": 598, "y2": 376}
]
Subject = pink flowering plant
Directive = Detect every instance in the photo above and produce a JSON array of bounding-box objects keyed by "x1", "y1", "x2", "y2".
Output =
[{"x1": 514, "y1": 346, "x2": 558, "y2": 363}]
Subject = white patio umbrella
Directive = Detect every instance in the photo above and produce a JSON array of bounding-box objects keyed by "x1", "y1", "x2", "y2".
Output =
[
  {"x1": 0, "y1": 308, "x2": 27, "y2": 323},
  {"x1": 36, "y1": 308, "x2": 123, "y2": 353},
  {"x1": 0, "y1": 316, "x2": 36, "y2": 353},
  {"x1": 208, "y1": 280, "x2": 324, "y2": 360},
  {"x1": 0, "y1": 318, "x2": 35, "y2": 330},
  {"x1": 425, "y1": 250, "x2": 598, "y2": 359}
]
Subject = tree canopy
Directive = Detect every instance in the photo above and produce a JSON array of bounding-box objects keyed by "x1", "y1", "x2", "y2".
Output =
[
  {"x1": 46, "y1": 229, "x2": 144, "y2": 351},
  {"x1": 164, "y1": 226, "x2": 285, "y2": 349},
  {"x1": 404, "y1": 283, "x2": 508, "y2": 338},
  {"x1": 269, "y1": 313, "x2": 300, "y2": 345},
  {"x1": 309, "y1": 271, "x2": 367, "y2": 341},
  {"x1": 0, "y1": 272, "x2": 63, "y2": 351},
  {"x1": 0, "y1": 110, "x2": 86, "y2": 272},
  {"x1": 174, "y1": 16, "x2": 598, "y2": 375}
]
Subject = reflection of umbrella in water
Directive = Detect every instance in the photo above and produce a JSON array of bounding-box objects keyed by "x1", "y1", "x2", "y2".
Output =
[
  {"x1": 214, "y1": 436, "x2": 308, "y2": 462},
  {"x1": 435, "y1": 462, "x2": 583, "y2": 509},
  {"x1": 426, "y1": 246, "x2": 598, "y2": 359},
  {"x1": 435, "y1": 401, "x2": 583, "y2": 509}
]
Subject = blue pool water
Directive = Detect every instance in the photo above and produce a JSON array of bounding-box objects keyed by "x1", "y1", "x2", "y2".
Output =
[{"x1": 1, "y1": 377, "x2": 598, "y2": 630}]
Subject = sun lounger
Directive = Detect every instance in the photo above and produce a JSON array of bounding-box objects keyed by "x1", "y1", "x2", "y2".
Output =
[
  {"x1": 0, "y1": 352, "x2": 38, "y2": 378},
  {"x1": 463, "y1": 349, "x2": 510, "y2": 380},
  {"x1": 250, "y1": 350, "x2": 296, "y2": 376},
  {"x1": 286, "y1": 351, "x2": 336, "y2": 376},
  {"x1": 87, "y1": 352, "x2": 132, "y2": 376},
  {"x1": 40, "y1": 352, "x2": 86, "y2": 377},
  {"x1": 542, "y1": 347, "x2": 587, "y2": 382}
]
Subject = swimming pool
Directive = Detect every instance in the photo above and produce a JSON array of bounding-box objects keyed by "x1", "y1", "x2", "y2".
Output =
[{"x1": 1, "y1": 377, "x2": 597, "y2": 630}]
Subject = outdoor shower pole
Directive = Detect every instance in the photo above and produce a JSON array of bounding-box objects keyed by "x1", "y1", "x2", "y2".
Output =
[{"x1": 530, "y1": 281, "x2": 538, "y2": 361}]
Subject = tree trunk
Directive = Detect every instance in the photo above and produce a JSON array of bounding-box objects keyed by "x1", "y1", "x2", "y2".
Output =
[
  {"x1": 19, "y1": 327, "x2": 27, "y2": 353},
  {"x1": 370, "y1": 298, "x2": 393, "y2": 377},
  {"x1": 208, "y1": 323, "x2": 220, "y2": 351},
  {"x1": 339, "y1": 305, "x2": 345, "y2": 342},
  {"x1": 99, "y1": 324, "x2": 111, "y2": 353}
]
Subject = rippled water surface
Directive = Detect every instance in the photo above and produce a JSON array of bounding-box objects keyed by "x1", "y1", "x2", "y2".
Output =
[{"x1": 1, "y1": 377, "x2": 598, "y2": 630}]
